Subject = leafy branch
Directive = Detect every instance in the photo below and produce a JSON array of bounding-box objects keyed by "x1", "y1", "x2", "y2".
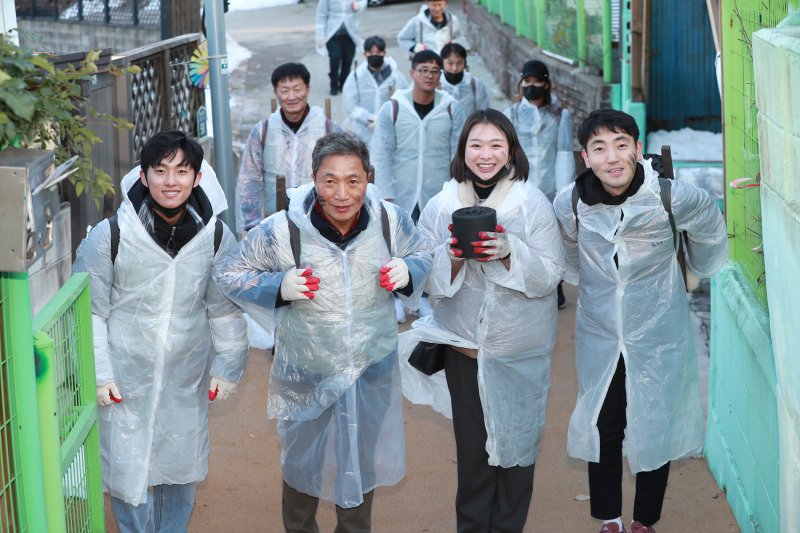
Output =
[{"x1": 0, "y1": 36, "x2": 139, "y2": 206}]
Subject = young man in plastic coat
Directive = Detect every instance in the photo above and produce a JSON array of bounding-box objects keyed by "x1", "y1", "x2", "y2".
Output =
[
  {"x1": 552, "y1": 109, "x2": 728, "y2": 533},
  {"x1": 315, "y1": 0, "x2": 367, "y2": 95},
  {"x1": 217, "y1": 131, "x2": 432, "y2": 532},
  {"x1": 73, "y1": 131, "x2": 249, "y2": 532},
  {"x1": 236, "y1": 62, "x2": 341, "y2": 233},
  {"x1": 397, "y1": 0, "x2": 462, "y2": 57},
  {"x1": 341, "y1": 35, "x2": 409, "y2": 143},
  {"x1": 439, "y1": 42, "x2": 491, "y2": 116},
  {"x1": 370, "y1": 50, "x2": 466, "y2": 220}
]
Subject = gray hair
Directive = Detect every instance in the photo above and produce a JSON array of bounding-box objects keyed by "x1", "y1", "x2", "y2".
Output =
[{"x1": 311, "y1": 131, "x2": 370, "y2": 178}]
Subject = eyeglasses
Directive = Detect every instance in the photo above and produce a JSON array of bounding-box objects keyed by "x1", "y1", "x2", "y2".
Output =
[{"x1": 415, "y1": 68, "x2": 441, "y2": 77}]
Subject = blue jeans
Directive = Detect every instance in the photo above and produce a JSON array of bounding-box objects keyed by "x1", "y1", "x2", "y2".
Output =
[{"x1": 111, "y1": 483, "x2": 196, "y2": 533}]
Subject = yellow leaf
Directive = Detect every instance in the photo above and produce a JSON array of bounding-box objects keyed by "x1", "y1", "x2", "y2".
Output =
[{"x1": 0, "y1": 69, "x2": 10, "y2": 85}]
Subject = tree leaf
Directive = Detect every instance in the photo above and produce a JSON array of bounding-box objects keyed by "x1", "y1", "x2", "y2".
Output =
[{"x1": 0, "y1": 88, "x2": 37, "y2": 120}]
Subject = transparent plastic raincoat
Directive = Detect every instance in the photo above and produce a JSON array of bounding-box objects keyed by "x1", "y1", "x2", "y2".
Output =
[
  {"x1": 73, "y1": 163, "x2": 248, "y2": 505},
  {"x1": 401, "y1": 176, "x2": 565, "y2": 466},
  {"x1": 217, "y1": 182, "x2": 432, "y2": 507},
  {"x1": 315, "y1": 0, "x2": 367, "y2": 56},
  {"x1": 371, "y1": 88, "x2": 466, "y2": 214},
  {"x1": 235, "y1": 106, "x2": 337, "y2": 232},
  {"x1": 397, "y1": 5, "x2": 462, "y2": 54},
  {"x1": 504, "y1": 95, "x2": 575, "y2": 200},
  {"x1": 342, "y1": 57, "x2": 408, "y2": 143},
  {"x1": 552, "y1": 158, "x2": 728, "y2": 473},
  {"x1": 439, "y1": 70, "x2": 491, "y2": 116}
]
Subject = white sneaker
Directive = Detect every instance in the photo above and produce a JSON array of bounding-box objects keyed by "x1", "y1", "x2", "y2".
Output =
[
  {"x1": 394, "y1": 298, "x2": 407, "y2": 323},
  {"x1": 418, "y1": 295, "x2": 432, "y2": 317}
]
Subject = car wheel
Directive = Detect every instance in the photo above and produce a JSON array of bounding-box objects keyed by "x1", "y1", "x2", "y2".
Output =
[{"x1": 367, "y1": 0, "x2": 385, "y2": 6}]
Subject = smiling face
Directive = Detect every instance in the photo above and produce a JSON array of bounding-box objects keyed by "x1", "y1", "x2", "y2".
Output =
[
  {"x1": 464, "y1": 122, "x2": 510, "y2": 184},
  {"x1": 139, "y1": 148, "x2": 202, "y2": 210},
  {"x1": 427, "y1": 0, "x2": 446, "y2": 20},
  {"x1": 274, "y1": 76, "x2": 310, "y2": 120},
  {"x1": 313, "y1": 154, "x2": 369, "y2": 235},
  {"x1": 582, "y1": 128, "x2": 643, "y2": 196}
]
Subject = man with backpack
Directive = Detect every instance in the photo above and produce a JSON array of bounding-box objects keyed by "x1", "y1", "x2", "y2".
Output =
[
  {"x1": 73, "y1": 131, "x2": 249, "y2": 532},
  {"x1": 552, "y1": 109, "x2": 728, "y2": 533},
  {"x1": 236, "y1": 62, "x2": 341, "y2": 233},
  {"x1": 217, "y1": 131, "x2": 431, "y2": 532}
]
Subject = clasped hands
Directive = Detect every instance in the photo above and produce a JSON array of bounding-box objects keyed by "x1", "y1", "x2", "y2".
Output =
[{"x1": 448, "y1": 224, "x2": 510, "y2": 262}]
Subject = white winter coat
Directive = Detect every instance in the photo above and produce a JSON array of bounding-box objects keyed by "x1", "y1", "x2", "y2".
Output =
[
  {"x1": 401, "y1": 176, "x2": 565, "y2": 466},
  {"x1": 342, "y1": 57, "x2": 409, "y2": 143},
  {"x1": 371, "y1": 88, "x2": 466, "y2": 214},
  {"x1": 315, "y1": 0, "x2": 367, "y2": 55},
  {"x1": 439, "y1": 71, "x2": 491, "y2": 116},
  {"x1": 397, "y1": 5, "x2": 462, "y2": 54},
  {"x1": 504, "y1": 95, "x2": 575, "y2": 200},
  {"x1": 217, "y1": 182, "x2": 433, "y2": 507},
  {"x1": 552, "y1": 159, "x2": 728, "y2": 473},
  {"x1": 73, "y1": 163, "x2": 248, "y2": 505}
]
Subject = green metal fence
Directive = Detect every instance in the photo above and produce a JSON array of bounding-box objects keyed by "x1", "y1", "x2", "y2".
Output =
[
  {"x1": 0, "y1": 272, "x2": 104, "y2": 532},
  {"x1": 479, "y1": 0, "x2": 611, "y2": 79},
  {"x1": 721, "y1": 0, "x2": 789, "y2": 306}
]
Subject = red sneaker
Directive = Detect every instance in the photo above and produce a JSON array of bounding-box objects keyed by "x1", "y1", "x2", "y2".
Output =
[
  {"x1": 630, "y1": 521, "x2": 655, "y2": 533},
  {"x1": 600, "y1": 523, "x2": 627, "y2": 533}
]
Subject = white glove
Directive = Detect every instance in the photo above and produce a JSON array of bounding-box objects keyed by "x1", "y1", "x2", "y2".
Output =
[
  {"x1": 208, "y1": 377, "x2": 238, "y2": 401},
  {"x1": 97, "y1": 381, "x2": 122, "y2": 406},
  {"x1": 280, "y1": 268, "x2": 320, "y2": 301},
  {"x1": 379, "y1": 258, "x2": 410, "y2": 291},
  {"x1": 472, "y1": 224, "x2": 510, "y2": 262},
  {"x1": 413, "y1": 43, "x2": 427, "y2": 53},
  {"x1": 686, "y1": 271, "x2": 700, "y2": 292},
  {"x1": 446, "y1": 223, "x2": 464, "y2": 262}
]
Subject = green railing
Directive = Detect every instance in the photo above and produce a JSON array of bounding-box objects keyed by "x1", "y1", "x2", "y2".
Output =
[
  {"x1": 721, "y1": 0, "x2": 790, "y2": 307},
  {"x1": 0, "y1": 272, "x2": 104, "y2": 532},
  {"x1": 32, "y1": 274, "x2": 105, "y2": 533},
  {"x1": 479, "y1": 0, "x2": 611, "y2": 80}
]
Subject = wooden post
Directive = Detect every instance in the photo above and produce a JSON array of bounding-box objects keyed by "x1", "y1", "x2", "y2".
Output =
[
  {"x1": 271, "y1": 98, "x2": 278, "y2": 113},
  {"x1": 324, "y1": 97, "x2": 331, "y2": 120},
  {"x1": 276, "y1": 175, "x2": 287, "y2": 212}
]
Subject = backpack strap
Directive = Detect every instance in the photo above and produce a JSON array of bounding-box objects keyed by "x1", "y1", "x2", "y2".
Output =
[
  {"x1": 470, "y1": 77, "x2": 477, "y2": 99},
  {"x1": 658, "y1": 178, "x2": 678, "y2": 251},
  {"x1": 109, "y1": 214, "x2": 120, "y2": 264},
  {"x1": 213, "y1": 218, "x2": 223, "y2": 255},
  {"x1": 392, "y1": 98, "x2": 399, "y2": 124},
  {"x1": 287, "y1": 216, "x2": 302, "y2": 269},
  {"x1": 571, "y1": 185, "x2": 580, "y2": 233},
  {"x1": 380, "y1": 203, "x2": 392, "y2": 255},
  {"x1": 260, "y1": 118, "x2": 269, "y2": 152}
]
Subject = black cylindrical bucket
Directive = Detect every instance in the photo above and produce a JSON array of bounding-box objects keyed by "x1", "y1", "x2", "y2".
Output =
[{"x1": 451, "y1": 206, "x2": 497, "y2": 259}]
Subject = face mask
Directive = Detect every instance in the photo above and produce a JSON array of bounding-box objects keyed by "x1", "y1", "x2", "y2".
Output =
[
  {"x1": 367, "y1": 55, "x2": 384, "y2": 69},
  {"x1": 465, "y1": 164, "x2": 512, "y2": 187},
  {"x1": 523, "y1": 84, "x2": 547, "y2": 102},
  {"x1": 444, "y1": 70, "x2": 465, "y2": 85}
]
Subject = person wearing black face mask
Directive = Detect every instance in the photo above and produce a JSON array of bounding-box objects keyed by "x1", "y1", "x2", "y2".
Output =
[
  {"x1": 341, "y1": 35, "x2": 409, "y2": 144},
  {"x1": 439, "y1": 42, "x2": 491, "y2": 116},
  {"x1": 504, "y1": 59, "x2": 575, "y2": 308}
]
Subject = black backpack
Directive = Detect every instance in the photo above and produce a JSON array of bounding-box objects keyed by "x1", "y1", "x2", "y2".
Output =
[{"x1": 106, "y1": 215, "x2": 224, "y2": 264}]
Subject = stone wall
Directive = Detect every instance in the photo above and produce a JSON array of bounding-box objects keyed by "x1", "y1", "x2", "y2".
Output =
[
  {"x1": 16, "y1": 19, "x2": 159, "y2": 55},
  {"x1": 463, "y1": 0, "x2": 611, "y2": 136}
]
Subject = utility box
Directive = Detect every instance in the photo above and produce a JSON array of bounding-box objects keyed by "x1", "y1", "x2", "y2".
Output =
[{"x1": 0, "y1": 149, "x2": 72, "y2": 314}]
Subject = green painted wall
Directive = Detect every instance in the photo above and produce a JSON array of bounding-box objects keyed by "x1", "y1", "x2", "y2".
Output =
[{"x1": 707, "y1": 265, "x2": 778, "y2": 532}]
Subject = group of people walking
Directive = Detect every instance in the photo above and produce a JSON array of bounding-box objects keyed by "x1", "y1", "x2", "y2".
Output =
[{"x1": 72, "y1": 1, "x2": 729, "y2": 533}]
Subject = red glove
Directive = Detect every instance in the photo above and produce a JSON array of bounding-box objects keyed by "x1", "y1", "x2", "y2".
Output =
[
  {"x1": 471, "y1": 224, "x2": 510, "y2": 262},
  {"x1": 447, "y1": 223, "x2": 464, "y2": 261}
]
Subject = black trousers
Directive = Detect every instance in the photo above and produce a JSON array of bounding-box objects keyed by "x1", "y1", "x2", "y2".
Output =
[
  {"x1": 588, "y1": 356, "x2": 671, "y2": 527},
  {"x1": 444, "y1": 346, "x2": 535, "y2": 533},
  {"x1": 282, "y1": 481, "x2": 374, "y2": 533},
  {"x1": 326, "y1": 31, "x2": 355, "y2": 91}
]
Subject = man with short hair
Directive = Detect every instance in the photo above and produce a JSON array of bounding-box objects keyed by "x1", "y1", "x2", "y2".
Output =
[
  {"x1": 553, "y1": 109, "x2": 728, "y2": 533},
  {"x1": 397, "y1": 0, "x2": 462, "y2": 56},
  {"x1": 236, "y1": 62, "x2": 341, "y2": 233},
  {"x1": 315, "y1": 0, "x2": 367, "y2": 96},
  {"x1": 74, "y1": 131, "x2": 248, "y2": 532},
  {"x1": 342, "y1": 35, "x2": 409, "y2": 143},
  {"x1": 371, "y1": 50, "x2": 465, "y2": 220},
  {"x1": 218, "y1": 131, "x2": 432, "y2": 532}
]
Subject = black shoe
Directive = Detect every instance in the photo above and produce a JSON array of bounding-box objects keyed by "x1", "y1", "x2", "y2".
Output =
[
  {"x1": 557, "y1": 282, "x2": 566, "y2": 309},
  {"x1": 330, "y1": 86, "x2": 339, "y2": 96}
]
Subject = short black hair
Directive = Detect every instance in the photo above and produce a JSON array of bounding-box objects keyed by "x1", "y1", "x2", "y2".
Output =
[
  {"x1": 450, "y1": 109, "x2": 529, "y2": 182},
  {"x1": 364, "y1": 35, "x2": 386, "y2": 53},
  {"x1": 140, "y1": 131, "x2": 203, "y2": 176},
  {"x1": 440, "y1": 42, "x2": 467, "y2": 61},
  {"x1": 577, "y1": 108, "x2": 640, "y2": 149},
  {"x1": 271, "y1": 62, "x2": 310, "y2": 89},
  {"x1": 411, "y1": 50, "x2": 443, "y2": 70}
]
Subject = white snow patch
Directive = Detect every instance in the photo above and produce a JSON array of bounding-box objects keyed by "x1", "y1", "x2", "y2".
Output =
[
  {"x1": 226, "y1": 34, "x2": 252, "y2": 73},
  {"x1": 228, "y1": 0, "x2": 298, "y2": 11},
  {"x1": 647, "y1": 128, "x2": 723, "y2": 162}
]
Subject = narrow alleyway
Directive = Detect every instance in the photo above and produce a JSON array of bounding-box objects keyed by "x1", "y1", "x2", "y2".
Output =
[{"x1": 109, "y1": 2, "x2": 740, "y2": 531}]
